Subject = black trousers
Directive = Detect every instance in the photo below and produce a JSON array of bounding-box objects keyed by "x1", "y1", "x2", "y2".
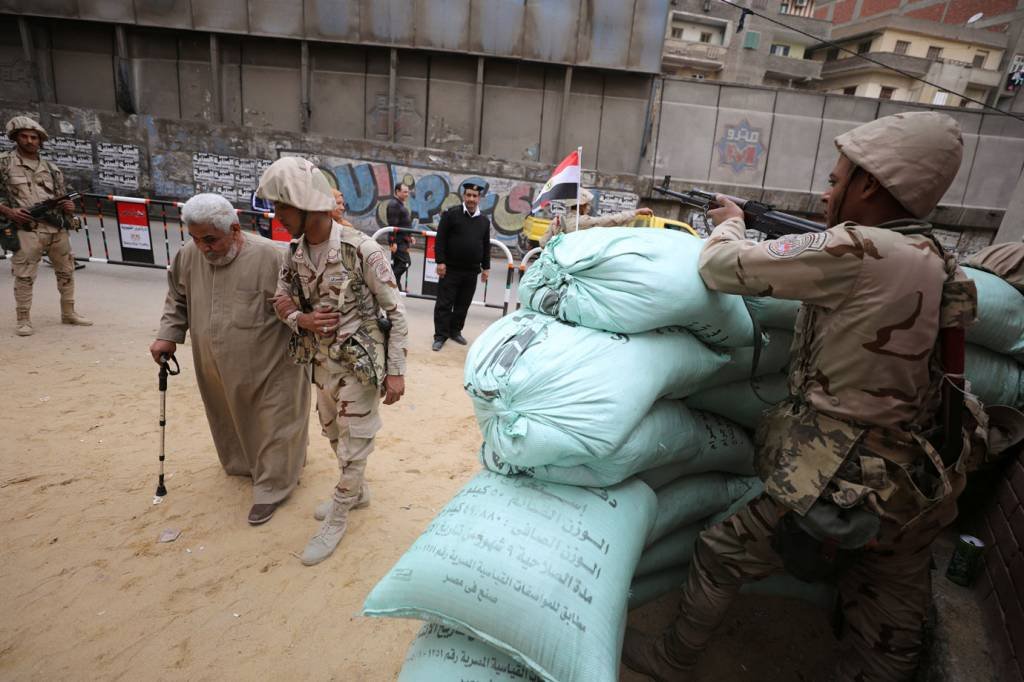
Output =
[
  {"x1": 433, "y1": 267, "x2": 478, "y2": 340},
  {"x1": 392, "y1": 249, "x2": 411, "y2": 289}
]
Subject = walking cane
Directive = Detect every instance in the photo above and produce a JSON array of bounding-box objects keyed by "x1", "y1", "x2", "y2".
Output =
[{"x1": 156, "y1": 353, "x2": 180, "y2": 500}]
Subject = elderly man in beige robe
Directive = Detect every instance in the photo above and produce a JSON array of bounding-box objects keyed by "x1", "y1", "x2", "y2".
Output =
[{"x1": 149, "y1": 193, "x2": 310, "y2": 525}]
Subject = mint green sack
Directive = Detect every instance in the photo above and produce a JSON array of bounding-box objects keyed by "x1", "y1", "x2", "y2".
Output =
[
  {"x1": 480, "y1": 405, "x2": 755, "y2": 488},
  {"x1": 743, "y1": 296, "x2": 801, "y2": 330},
  {"x1": 963, "y1": 267, "x2": 1024, "y2": 362},
  {"x1": 685, "y1": 374, "x2": 790, "y2": 430},
  {"x1": 647, "y1": 474, "x2": 761, "y2": 544},
  {"x1": 966, "y1": 344, "x2": 1024, "y2": 408},
  {"x1": 518, "y1": 228, "x2": 755, "y2": 346},
  {"x1": 634, "y1": 523, "x2": 702, "y2": 577},
  {"x1": 691, "y1": 328, "x2": 794, "y2": 392},
  {"x1": 465, "y1": 310, "x2": 728, "y2": 468},
  {"x1": 399, "y1": 624, "x2": 544, "y2": 682},
  {"x1": 363, "y1": 472, "x2": 657, "y2": 682}
]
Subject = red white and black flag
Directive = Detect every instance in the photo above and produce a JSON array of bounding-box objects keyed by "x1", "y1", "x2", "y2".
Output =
[{"x1": 532, "y1": 148, "x2": 581, "y2": 213}]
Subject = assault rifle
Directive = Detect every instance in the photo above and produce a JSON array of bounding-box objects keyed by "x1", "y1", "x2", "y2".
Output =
[
  {"x1": 652, "y1": 176, "x2": 824, "y2": 237},
  {"x1": 26, "y1": 190, "x2": 81, "y2": 224},
  {"x1": 0, "y1": 190, "x2": 81, "y2": 252}
]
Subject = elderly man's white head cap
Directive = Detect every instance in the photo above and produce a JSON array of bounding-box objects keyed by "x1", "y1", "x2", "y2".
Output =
[{"x1": 180, "y1": 193, "x2": 240, "y2": 234}]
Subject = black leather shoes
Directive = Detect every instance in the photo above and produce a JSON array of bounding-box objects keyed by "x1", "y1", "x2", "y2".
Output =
[
  {"x1": 451, "y1": 334, "x2": 468, "y2": 345},
  {"x1": 247, "y1": 502, "x2": 279, "y2": 525},
  {"x1": 431, "y1": 339, "x2": 445, "y2": 351}
]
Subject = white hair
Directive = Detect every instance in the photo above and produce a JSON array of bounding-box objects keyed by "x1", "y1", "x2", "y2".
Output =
[{"x1": 181, "y1": 193, "x2": 239, "y2": 234}]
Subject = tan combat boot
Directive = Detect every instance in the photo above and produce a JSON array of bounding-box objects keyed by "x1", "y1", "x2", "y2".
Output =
[
  {"x1": 15, "y1": 311, "x2": 33, "y2": 336},
  {"x1": 621, "y1": 627, "x2": 696, "y2": 682},
  {"x1": 301, "y1": 496, "x2": 353, "y2": 566},
  {"x1": 313, "y1": 484, "x2": 370, "y2": 521},
  {"x1": 60, "y1": 302, "x2": 93, "y2": 326}
]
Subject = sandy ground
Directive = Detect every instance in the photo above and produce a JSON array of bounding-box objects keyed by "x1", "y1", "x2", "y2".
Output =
[{"x1": 0, "y1": 260, "x2": 837, "y2": 681}]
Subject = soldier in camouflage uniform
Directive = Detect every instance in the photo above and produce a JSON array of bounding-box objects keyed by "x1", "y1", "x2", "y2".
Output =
[
  {"x1": 0, "y1": 116, "x2": 91, "y2": 335},
  {"x1": 540, "y1": 187, "x2": 653, "y2": 246},
  {"x1": 258, "y1": 157, "x2": 409, "y2": 566},
  {"x1": 623, "y1": 112, "x2": 1010, "y2": 681}
]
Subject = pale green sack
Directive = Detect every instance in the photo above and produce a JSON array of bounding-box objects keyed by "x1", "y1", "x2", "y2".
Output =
[
  {"x1": 480, "y1": 405, "x2": 755, "y2": 488},
  {"x1": 963, "y1": 267, "x2": 1024, "y2": 362},
  {"x1": 647, "y1": 474, "x2": 761, "y2": 545},
  {"x1": 399, "y1": 623, "x2": 544, "y2": 682},
  {"x1": 465, "y1": 310, "x2": 728, "y2": 468},
  {"x1": 363, "y1": 472, "x2": 658, "y2": 682},
  {"x1": 518, "y1": 228, "x2": 755, "y2": 345},
  {"x1": 685, "y1": 374, "x2": 790, "y2": 430},
  {"x1": 966, "y1": 344, "x2": 1024, "y2": 408}
]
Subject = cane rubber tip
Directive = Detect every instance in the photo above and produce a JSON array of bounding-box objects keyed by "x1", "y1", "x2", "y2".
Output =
[{"x1": 156, "y1": 485, "x2": 167, "y2": 497}]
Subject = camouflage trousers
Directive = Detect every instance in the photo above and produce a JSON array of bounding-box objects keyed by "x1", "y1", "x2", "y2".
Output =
[
  {"x1": 11, "y1": 224, "x2": 75, "y2": 313},
  {"x1": 313, "y1": 364, "x2": 382, "y2": 507},
  {"x1": 671, "y1": 493, "x2": 935, "y2": 681}
]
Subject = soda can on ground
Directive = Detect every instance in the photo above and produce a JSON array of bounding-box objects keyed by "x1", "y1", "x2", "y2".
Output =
[{"x1": 945, "y1": 534, "x2": 985, "y2": 587}]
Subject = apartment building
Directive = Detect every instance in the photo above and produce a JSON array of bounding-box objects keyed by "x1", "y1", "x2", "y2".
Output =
[
  {"x1": 805, "y1": 14, "x2": 1006, "y2": 107},
  {"x1": 661, "y1": 0, "x2": 831, "y2": 88}
]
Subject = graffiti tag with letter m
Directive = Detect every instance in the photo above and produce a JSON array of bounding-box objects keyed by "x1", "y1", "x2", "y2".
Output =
[{"x1": 717, "y1": 119, "x2": 766, "y2": 173}]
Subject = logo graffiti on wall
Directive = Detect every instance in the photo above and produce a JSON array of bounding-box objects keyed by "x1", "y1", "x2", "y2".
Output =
[{"x1": 716, "y1": 120, "x2": 766, "y2": 174}]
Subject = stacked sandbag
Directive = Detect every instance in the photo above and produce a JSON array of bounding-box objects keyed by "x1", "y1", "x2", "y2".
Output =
[
  {"x1": 400, "y1": 623, "x2": 544, "y2": 682},
  {"x1": 961, "y1": 267, "x2": 1024, "y2": 408},
  {"x1": 364, "y1": 472, "x2": 657, "y2": 682},
  {"x1": 518, "y1": 228, "x2": 755, "y2": 346}
]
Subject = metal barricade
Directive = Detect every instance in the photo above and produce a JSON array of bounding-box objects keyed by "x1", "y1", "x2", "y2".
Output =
[
  {"x1": 371, "y1": 226, "x2": 516, "y2": 316},
  {"x1": 513, "y1": 246, "x2": 544, "y2": 311}
]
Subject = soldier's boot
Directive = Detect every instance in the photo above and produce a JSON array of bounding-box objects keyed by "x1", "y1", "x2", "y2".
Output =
[
  {"x1": 60, "y1": 301, "x2": 92, "y2": 326},
  {"x1": 621, "y1": 627, "x2": 697, "y2": 682},
  {"x1": 301, "y1": 493, "x2": 355, "y2": 566},
  {"x1": 15, "y1": 310, "x2": 33, "y2": 336},
  {"x1": 313, "y1": 483, "x2": 370, "y2": 521}
]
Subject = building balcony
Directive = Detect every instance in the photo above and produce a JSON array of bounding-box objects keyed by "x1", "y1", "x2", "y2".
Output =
[
  {"x1": 820, "y1": 51, "x2": 930, "y2": 78},
  {"x1": 662, "y1": 38, "x2": 727, "y2": 71},
  {"x1": 764, "y1": 53, "x2": 823, "y2": 82}
]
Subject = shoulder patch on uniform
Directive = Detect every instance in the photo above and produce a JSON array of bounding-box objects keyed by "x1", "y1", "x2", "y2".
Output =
[
  {"x1": 365, "y1": 249, "x2": 395, "y2": 283},
  {"x1": 766, "y1": 232, "x2": 828, "y2": 259}
]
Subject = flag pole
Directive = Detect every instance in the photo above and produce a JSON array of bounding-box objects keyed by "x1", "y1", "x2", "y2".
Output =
[{"x1": 575, "y1": 146, "x2": 582, "y2": 234}]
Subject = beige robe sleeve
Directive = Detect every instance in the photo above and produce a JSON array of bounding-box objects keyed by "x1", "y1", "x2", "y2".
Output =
[
  {"x1": 157, "y1": 247, "x2": 189, "y2": 343},
  {"x1": 578, "y1": 209, "x2": 639, "y2": 228},
  {"x1": 359, "y1": 240, "x2": 409, "y2": 376},
  {"x1": 698, "y1": 217, "x2": 865, "y2": 311}
]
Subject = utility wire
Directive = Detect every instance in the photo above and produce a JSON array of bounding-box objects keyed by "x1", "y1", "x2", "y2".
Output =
[{"x1": 715, "y1": 0, "x2": 1024, "y2": 123}]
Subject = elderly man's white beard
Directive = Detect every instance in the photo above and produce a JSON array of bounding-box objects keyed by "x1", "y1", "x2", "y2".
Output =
[{"x1": 204, "y1": 241, "x2": 241, "y2": 266}]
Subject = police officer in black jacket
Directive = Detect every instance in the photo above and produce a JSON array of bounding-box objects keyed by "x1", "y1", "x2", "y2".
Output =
[{"x1": 432, "y1": 181, "x2": 490, "y2": 351}]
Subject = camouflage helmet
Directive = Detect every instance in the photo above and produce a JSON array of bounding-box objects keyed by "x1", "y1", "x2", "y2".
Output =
[
  {"x1": 256, "y1": 156, "x2": 335, "y2": 212},
  {"x1": 834, "y1": 111, "x2": 962, "y2": 219},
  {"x1": 563, "y1": 187, "x2": 594, "y2": 208},
  {"x1": 6, "y1": 115, "x2": 48, "y2": 142}
]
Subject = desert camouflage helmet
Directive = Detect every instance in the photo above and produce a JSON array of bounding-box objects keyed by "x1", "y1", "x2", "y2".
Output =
[
  {"x1": 6, "y1": 115, "x2": 48, "y2": 141},
  {"x1": 834, "y1": 111, "x2": 962, "y2": 219},
  {"x1": 256, "y1": 156, "x2": 335, "y2": 212},
  {"x1": 563, "y1": 187, "x2": 594, "y2": 208}
]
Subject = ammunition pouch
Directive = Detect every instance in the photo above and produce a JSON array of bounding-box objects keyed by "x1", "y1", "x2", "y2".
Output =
[
  {"x1": 772, "y1": 500, "x2": 880, "y2": 583},
  {"x1": 327, "y1": 318, "x2": 387, "y2": 388}
]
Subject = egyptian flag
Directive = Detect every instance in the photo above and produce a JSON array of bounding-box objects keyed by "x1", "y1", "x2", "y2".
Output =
[{"x1": 532, "y1": 149, "x2": 581, "y2": 213}]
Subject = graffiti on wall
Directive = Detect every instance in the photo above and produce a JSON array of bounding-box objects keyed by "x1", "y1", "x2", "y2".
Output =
[
  {"x1": 716, "y1": 120, "x2": 766, "y2": 173},
  {"x1": 288, "y1": 153, "x2": 637, "y2": 248}
]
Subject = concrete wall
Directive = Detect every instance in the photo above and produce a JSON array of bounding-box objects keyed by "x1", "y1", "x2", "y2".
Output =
[{"x1": 0, "y1": 0, "x2": 671, "y2": 73}]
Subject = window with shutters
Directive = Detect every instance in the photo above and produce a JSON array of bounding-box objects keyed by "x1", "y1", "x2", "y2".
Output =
[
  {"x1": 743, "y1": 31, "x2": 761, "y2": 50},
  {"x1": 826, "y1": 47, "x2": 839, "y2": 61},
  {"x1": 879, "y1": 86, "x2": 895, "y2": 100},
  {"x1": 671, "y1": 27, "x2": 684, "y2": 39},
  {"x1": 973, "y1": 51, "x2": 988, "y2": 68},
  {"x1": 770, "y1": 44, "x2": 790, "y2": 57},
  {"x1": 842, "y1": 86, "x2": 857, "y2": 96},
  {"x1": 857, "y1": 40, "x2": 872, "y2": 54},
  {"x1": 927, "y1": 46, "x2": 942, "y2": 60},
  {"x1": 894, "y1": 40, "x2": 910, "y2": 55}
]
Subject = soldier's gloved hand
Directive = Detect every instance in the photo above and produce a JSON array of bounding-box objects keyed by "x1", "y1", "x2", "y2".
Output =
[
  {"x1": 150, "y1": 339, "x2": 177, "y2": 364},
  {"x1": 382, "y1": 375, "x2": 405, "y2": 405},
  {"x1": 58, "y1": 199, "x2": 75, "y2": 214},
  {"x1": 707, "y1": 195, "x2": 744, "y2": 226}
]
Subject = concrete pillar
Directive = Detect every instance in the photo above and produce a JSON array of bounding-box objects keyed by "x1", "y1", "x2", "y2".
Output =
[
  {"x1": 300, "y1": 40, "x2": 310, "y2": 133},
  {"x1": 209, "y1": 33, "x2": 223, "y2": 123},
  {"x1": 114, "y1": 25, "x2": 136, "y2": 114},
  {"x1": 388, "y1": 48, "x2": 398, "y2": 143},
  {"x1": 995, "y1": 172, "x2": 1024, "y2": 243},
  {"x1": 21, "y1": 17, "x2": 55, "y2": 103},
  {"x1": 555, "y1": 65, "x2": 573, "y2": 158},
  {"x1": 474, "y1": 56, "x2": 485, "y2": 154}
]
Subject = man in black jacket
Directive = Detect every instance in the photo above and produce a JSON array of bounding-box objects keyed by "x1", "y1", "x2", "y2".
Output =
[
  {"x1": 386, "y1": 182, "x2": 413, "y2": 290},
  {"x1": 432, "y1": 181, "x2": 490, "y2": 351}
]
